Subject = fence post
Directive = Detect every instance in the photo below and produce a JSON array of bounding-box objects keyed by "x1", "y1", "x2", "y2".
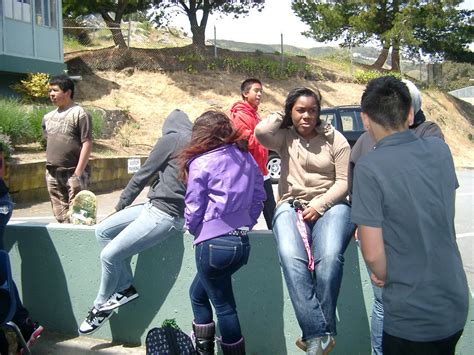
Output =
[
  {"x1": 214, "y1": 25, "x2": 217, "y2": 59},
  {"x1": 280, "y1": 33, "x2": 284, "y2": 71}
]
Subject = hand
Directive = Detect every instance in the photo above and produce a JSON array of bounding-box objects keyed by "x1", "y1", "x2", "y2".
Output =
[
  {"x1": 302, "y1": 206, "x2": 320, "y2": 222},
  {"x1": 354, "y1": 227, "x2": 359, "y2": 241},
  {"x1": 68, "y1": 175, "x2": 82, "y2": 195},
  {"x1": 371, "y1": 273, "x2": 385, "y2": 288}
]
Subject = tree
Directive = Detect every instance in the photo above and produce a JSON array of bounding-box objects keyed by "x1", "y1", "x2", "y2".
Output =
[
  {"x1": 291, "y1": 0, "x2": 473, "y2": 71},
  {"x1": 150, "y1": 0, "x2": 265, "y2": 48},
  {"x1": 63, "y1": 0, "x2": 152, "y2": 48}
]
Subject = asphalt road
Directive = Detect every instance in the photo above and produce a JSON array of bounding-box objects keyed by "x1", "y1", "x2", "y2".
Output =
[{"x1": 11, "y1": 169, "x2": 474, "y2": 292}]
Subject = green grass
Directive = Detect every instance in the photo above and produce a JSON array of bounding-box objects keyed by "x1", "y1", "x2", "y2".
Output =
[
  {"x1": 0, "y1": 99, "x2": 105, "y2": 153},
  {"x1": 0, "y1": 98, "x2": 33, "y2": 144}
]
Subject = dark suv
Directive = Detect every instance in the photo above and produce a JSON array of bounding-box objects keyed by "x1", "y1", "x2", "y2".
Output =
[{"x1": 266, "y1": 105, "x2": 364, "y2": 183}]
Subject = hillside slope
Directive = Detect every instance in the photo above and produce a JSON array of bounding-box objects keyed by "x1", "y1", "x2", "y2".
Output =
[{"x1": 70, "y1": 69, "x2": 473, "y2": 168}]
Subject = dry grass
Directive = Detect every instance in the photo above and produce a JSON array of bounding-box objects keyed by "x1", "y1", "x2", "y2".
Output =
[{"x1": 13, "y1": 69, "x2": 473, "y2": 168}]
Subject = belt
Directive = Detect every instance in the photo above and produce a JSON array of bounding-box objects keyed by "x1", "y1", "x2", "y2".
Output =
[{"x1": 227, "y1": 228, "x2": 249, "y2": 237}]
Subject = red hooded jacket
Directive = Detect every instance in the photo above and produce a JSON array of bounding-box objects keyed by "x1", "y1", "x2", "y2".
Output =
[{"x1": 230, "y1": 101, "x2": 268, "y2": 176}]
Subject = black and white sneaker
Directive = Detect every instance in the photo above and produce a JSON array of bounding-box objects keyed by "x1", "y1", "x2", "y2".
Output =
[
  {"x1": 78, "y1": 307, "x2": 114, "y2": 335},
  {"x1": 99, "y1": 285, "x2": 139, "y2": 311}
]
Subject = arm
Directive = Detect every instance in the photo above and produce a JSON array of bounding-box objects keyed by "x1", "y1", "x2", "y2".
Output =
[
  {"x1": 74, "y1": 140, "x2": 92, "y2": 176},
  {"x1": 249, "y1": 163, "x2": 266, "y2": 227},
  {"x1": 359, "y1": 225, "x2": 386, "y2": 283},
  {"x1": 185, "y1": 160, "x2": 209, "y2": 235},
  {"x1": 309, "y1": 132, "x2": 351, "y2": 215},
  {"x1": 231, "y1": 110, "x2": 268, "y2": 159},
  {"x1": 254, "y1": 112, "x2": 286, "y2": 153},
  {"x1": 115, "y1": 134, "x2": 175, "y2": 210}
]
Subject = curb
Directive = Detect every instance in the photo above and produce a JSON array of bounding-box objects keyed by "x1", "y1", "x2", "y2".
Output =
[{"x1": 31, "y1": 331, "x2": 146, "y2": 354}]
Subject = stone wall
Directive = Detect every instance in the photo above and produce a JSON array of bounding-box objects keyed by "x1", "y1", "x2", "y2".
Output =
[{"x1": 5, "y1": 156, "x2": 147, "y2": 203}]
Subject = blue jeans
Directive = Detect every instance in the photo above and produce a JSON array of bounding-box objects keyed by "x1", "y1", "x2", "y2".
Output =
[
  {"x1": 273, "y1": 202, "x2": 355, "y2": 341},
  {"x1": 190, "y1": 235, "x2": 250, "y2": 344},
  {"x1": 94, "y1": 202, "x2": 184, "y2": 307},
  {"x1": 356, "y1": 240, "x2": 384, "y2": 355},
  {"x1": 0, "y1": 194, "x2": 29, "y2": 323},
  {"x1": 371, "y1": 279, "x2": 384, "y2": 355}
]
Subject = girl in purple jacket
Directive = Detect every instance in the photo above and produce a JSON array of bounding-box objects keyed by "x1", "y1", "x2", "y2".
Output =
[{"x1": 179, "y1": 111, "x2": 266, "y2": 355}]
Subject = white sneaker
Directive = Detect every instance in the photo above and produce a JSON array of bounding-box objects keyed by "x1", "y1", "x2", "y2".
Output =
[
  {"x1": 321, "y1": 335, "x2": 336, "y2": 354},
  {"x1": 78, "y1": 307, "x2": 114, "y2": 335},
  {"x1": 296, "y1": 335, "x2": 336, "y2": 355},
  {"x1": 98, "y1": 285, "x2": 139, "y2": 311}
]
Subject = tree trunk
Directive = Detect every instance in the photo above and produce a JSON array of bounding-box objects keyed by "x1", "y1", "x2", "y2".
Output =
[
  {"x1": 105, "y1": 20, "x2": 127, "y2": 48},
  {"x1": 100, "y1": 8, "x2": 127, "y2": 49},
  {"x1": 391, "y1": 43, "x2": 401, "y2": 72},
  {"x1": 372, "y1": 46, "x2": 390, "y2": 70},
  {"x1": 191, "y1": 24, "x2": 206, "y2": 48}
]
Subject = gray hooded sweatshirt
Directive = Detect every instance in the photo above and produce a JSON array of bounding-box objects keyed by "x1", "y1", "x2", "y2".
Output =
[{"x1": 115, "y1": 109, "x2": 192, "y2": 217}]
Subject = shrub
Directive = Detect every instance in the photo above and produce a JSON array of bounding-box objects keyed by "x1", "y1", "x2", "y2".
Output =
[
  {"x1": 354, "y1": 70, "x2": 402, "y2": 84},
  {"x1": 0, "y1": 134, "x2": 14, "y2": 159},
  {"x1": 0, "y1": 98, "x2": 33, "y2": 144},
  {"x1": 10, "y1": 73, "x2": 50, "y2": 102}
]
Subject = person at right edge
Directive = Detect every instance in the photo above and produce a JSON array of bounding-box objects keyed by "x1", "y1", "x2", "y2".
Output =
[
  {"x1": 255, "y1": 87, "x2": 355, "y2": 355},
  {"x1": 351, "y1": 76, "x2": 468, "y2": 355},
  {"x1": 348, "y1": 79, "x2": 444, "y2": 355}
]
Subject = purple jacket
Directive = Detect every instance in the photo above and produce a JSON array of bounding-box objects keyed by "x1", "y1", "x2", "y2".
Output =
[{"x1": 185, "y1": 144, "x2": 266, "y2": 245}]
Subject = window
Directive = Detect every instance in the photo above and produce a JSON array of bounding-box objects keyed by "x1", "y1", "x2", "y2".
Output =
[
  {"x1": 34, "y1": 0, "x2": 56, "y2": 27},
  {"x1": 340, "y1": 111, "x2": 364, "y2": 132},
  {"x1": 321, "y1": 112, "x2": 336, "y2": 127},
  {"x1": 4, "y1": 0, "x2": 32, "y2": 23}
]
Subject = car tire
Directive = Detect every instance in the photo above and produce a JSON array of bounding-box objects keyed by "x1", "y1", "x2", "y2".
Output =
[{"x1": 266, "y1": 152, "x2": 281, "y2": 184}]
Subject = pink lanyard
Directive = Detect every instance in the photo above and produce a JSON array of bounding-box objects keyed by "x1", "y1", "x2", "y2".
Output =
[{"x1": 296, "y1": 209, "x2": 314, "y2": 272}]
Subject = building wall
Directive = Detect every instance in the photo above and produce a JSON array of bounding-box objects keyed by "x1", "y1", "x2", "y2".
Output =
[{"x1": 0, "y1": 1, "x2": 65, "y2": 76}]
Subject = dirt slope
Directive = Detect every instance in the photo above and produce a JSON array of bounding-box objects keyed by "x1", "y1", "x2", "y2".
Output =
[
  {"x1": 70, "y1": 69, "x2": 473, "y2": 167},
  {"x1": 13, "y1": 69, "x2": 473, "y2": 168}
]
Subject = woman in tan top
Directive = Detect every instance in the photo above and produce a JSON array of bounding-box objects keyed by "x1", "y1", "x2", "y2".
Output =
[{"x1": 255, "y1": 87, "x2": 355, "y2": 355}]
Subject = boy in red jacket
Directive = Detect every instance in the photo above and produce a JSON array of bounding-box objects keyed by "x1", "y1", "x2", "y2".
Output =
[{"x1": 230, "y1": 78, "x2": 276, "y2": 229}]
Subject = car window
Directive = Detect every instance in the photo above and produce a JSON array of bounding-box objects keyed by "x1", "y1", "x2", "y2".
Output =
[
  {"x1": 321, "y1": 113, "x2": 336, "y2": 127},
  {"x1": 340, "y1": 111, "x2": 364, "y2": 132}
]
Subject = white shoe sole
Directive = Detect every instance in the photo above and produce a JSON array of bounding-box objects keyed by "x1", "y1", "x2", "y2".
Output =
[
  {"x1": 99, "y1": 293, "x2": 139, "y2": 311},
  {"x1": 78, "y1": 310, "x2": 115, "y2": 336}
]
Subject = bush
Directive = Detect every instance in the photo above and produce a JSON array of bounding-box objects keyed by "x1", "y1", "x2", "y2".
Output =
[
  {"x1": 0, "y1": 99, "x2": 105, "y2": 152},
  {"x1": 0, "y1": 98, "x2": 33, "y2": 144},
  {"x1": 354, "y1": 70, "x2": 402, "y2": 84},
  {"x1": 10, "y1": 73, "x2": 50, "y2": 102},
  {"x1": 0, "y1": 134, "x2": 14, "y2": 159}
]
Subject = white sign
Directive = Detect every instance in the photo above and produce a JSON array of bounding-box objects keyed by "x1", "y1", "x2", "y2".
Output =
[{"x1": 127, "y1": 158, "x2": 141, "y2": 174}]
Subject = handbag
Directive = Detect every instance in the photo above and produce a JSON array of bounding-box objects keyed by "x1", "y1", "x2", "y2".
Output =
[{"x1": 146, "y1": 319, "x2": 196, "y2": 355}]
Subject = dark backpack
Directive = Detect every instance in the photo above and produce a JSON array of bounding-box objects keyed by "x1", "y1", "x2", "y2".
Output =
[{"x1": 146, "y1": 320, "x2": 196, "y2": 355}]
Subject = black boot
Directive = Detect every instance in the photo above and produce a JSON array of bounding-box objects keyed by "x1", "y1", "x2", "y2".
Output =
[
  {"x1": 192, "y1": 321, "x2": 215, "y2": 355},
  {"x1": 220, "y1": 337, "x2": 245, "y2": 355}
]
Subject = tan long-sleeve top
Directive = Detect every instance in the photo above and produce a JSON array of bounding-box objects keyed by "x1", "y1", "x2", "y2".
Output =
[{"x1": 255, "y1": 112, "x2": 350, "y2": 215}]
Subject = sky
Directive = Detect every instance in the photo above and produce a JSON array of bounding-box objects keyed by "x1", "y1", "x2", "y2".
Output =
[
  {"x1": 169, "y1": 0, "x2": 474, "y2": 49},
  {"x1": 169, "y1": 0, "x2": 335, "y2": 48}
]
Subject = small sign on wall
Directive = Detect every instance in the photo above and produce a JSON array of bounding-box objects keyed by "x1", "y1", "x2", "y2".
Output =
[{"x1": 127, "y1": 158, "x2": 141, "y2": 174}]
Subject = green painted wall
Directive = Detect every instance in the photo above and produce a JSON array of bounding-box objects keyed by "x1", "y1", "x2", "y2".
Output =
[{"x1": 4, "y1": 225, "x2": 473, "y2": 354}]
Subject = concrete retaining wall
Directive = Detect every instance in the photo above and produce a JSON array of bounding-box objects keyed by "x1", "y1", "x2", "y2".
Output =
[
  {"x1": 4, "y1": 223, "x2": 474, "y2": 354},
  {"x1": 5, "y1": 157, "x2": 147, "y2": 203}
]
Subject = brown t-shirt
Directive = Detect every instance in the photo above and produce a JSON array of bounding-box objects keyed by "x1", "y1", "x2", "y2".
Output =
[{"x1": 42, "y1": 104, "x2": 92, "y2": 168}]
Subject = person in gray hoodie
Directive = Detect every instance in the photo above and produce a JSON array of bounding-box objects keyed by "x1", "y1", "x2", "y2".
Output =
[{"x1": 79, "y1": 109, "x2": 192, "y2": 335}]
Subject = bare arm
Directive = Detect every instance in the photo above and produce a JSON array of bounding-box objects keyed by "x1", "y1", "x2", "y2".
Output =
[
  {"x1": 359, "y1": 225, "x2": 386, "y2": 283},
  {"x1": 74, "y1": 140, "x2": 92, "y2": 176}
]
